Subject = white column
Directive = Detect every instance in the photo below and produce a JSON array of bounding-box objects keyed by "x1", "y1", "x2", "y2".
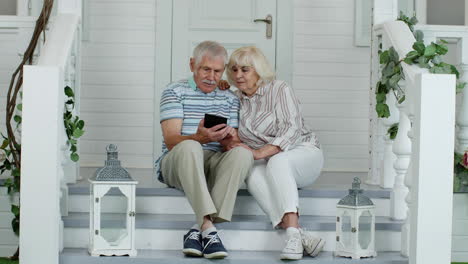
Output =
[
  {"x1": 16, "y1": 0, "x2": 29, "y2": 15},
  {"x1": 410, "y1": 73, "x2": 455, "y2": 264},
  {"x1": 390, "y1": 104, "x2": 410, "y2": 220},
  {"x1": 456, "y1": 64, "x2": 468, "y2": 154},
  {"x1": 21, "y1": 66, "x2": 62, "y2": 264},
  {"x1": 380, "y1": 93, "x2": 400, "y2": 188},
  {"x1": 415, "y1": 0, "x2": 427, "y2": 24}
]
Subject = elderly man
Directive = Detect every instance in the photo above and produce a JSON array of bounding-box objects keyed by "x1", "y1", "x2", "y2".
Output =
[{"x1": 155, "y1": 41, "x2": 253, "y2": 259}]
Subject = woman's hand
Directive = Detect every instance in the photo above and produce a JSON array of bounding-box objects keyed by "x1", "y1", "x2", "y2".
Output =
[
  {"x1": 231, "y1": 142, "x2": 263, "y2": 160},
  {"x1": 218, "y1": 80, "x2": 231, "y2": 90}
]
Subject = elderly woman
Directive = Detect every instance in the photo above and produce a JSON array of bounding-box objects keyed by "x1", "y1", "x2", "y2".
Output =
[{"x1": 223, "y1": 46, "x2": 325, "y2": 260}]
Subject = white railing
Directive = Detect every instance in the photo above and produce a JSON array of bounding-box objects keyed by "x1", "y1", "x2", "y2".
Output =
[
  {"x1": 372, "y1": 21, "x2": 456, "y2": 264},
  {"x1": 20, "y1": 12, "x2": 81, "y2": 264}
]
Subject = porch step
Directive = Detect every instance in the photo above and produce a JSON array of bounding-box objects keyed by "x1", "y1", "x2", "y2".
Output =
[
  {"x1": 67, "y1": 184, "x2": 392, "y2": 216},
  {"x1": 60, "y1": 248, "x2": 408, "y2": 264},
  {"x1": 62, "y1": 213, "x2": 403, "y2": 251}
]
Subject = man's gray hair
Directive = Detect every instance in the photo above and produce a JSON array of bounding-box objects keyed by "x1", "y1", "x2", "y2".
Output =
[{"x1": 192, "y1": 41, "x2": 228, "y2": 66}]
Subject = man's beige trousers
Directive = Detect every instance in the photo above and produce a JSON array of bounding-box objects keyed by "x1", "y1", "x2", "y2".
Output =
[{"x1": 161, "y1": 140, "x2": 253, "y2": 227}]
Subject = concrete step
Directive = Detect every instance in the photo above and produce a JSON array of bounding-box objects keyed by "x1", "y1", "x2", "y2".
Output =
[
  {"x1": 60, "y1": 249, "x2": 408, "y2": 264},
  {"x1": 67, "y1": 184, "x2": 392, "y2": 217},
  {"x1": 63, "y1": 213, "x2": 403, "y2": 251}
]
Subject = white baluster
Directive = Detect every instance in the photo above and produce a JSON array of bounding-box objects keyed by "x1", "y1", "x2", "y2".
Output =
[
  {"x1": 380, "y1": 93, "x2": 400, "y2": 188},
  {"x1": 399, "y1": 73, "x2": 416, "y2": 257},
  {"x1": 456, "y1": 64, "x2": 468, "y2": 154},
  {"x1": 390, "y1": 103, "x2": 410, "y2": 220}
]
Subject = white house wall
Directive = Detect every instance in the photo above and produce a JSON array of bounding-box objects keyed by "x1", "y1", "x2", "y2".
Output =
[
  {"x1": 293, "y1": 0, "x2": 370, "y2": 172},
  {"x1": 79, "y1": 0, "x2": 156, "y2": 168},
  {"x1": 78, "y1": 0, "x2": 370, "y2": 171}
]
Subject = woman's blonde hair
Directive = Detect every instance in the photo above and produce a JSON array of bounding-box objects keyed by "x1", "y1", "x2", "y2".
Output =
[{"x1": 226, "y1": 46, "x2": 275, "y2": 87}]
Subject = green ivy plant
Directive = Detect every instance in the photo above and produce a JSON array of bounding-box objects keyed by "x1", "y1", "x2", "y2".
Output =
[
  {"x1": 454, "y1": 152, "x2": 468, "y2": 192},
  {"x1": 376, "y1": 12, "x2": 466, "y2": 138},
  {"x1": 63, "y1": 86, "x2": 85, "y2": 162},
  {"x1": 0, "y1": 103, "x2": 21, "y2": 237}
]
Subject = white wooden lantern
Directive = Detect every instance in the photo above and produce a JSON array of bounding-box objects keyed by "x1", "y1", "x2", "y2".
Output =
[
  {"x1": 335, "y1": 177, "x2": 376, "y2": 259},
  {"x1": 88, "y1": 144, "x2": 138, "y2": 257}
]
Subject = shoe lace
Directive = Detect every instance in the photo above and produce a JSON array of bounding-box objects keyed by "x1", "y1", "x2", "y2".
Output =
[
  {"x1": 203, "y1": 231, "x2": 222, "y2": 250},
  {"x1": 185, "y1": 231, "x2": 201, "y2": 242},
  {"x1": 284, "y1": 235, "x2": 301, "y2": 251}
]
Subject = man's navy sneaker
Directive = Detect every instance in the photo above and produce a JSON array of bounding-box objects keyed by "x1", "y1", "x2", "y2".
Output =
[
  {"x1": 202, "y1": 231, "x2": 228, "y2": 259},
  {"x1": 182, "y1": 229, "x2": 203, "y2": 257}
]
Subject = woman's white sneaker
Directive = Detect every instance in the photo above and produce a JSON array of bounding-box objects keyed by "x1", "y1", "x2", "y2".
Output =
[
  {"x1": 280, "y1": 228, "x2": 303, "y2": 260},
  {"x1": 300, "y1": 229, "x2": 325, "y2": 257}
]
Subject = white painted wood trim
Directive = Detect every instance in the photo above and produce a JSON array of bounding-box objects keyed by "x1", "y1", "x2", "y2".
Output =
[
  {"x1": 16, "y1": 0, "x2": 29, "y2": 16},
  {"x1": 21, "y1": 66, "x2": 62, "y2": 264},
  {"x1": 153, "y1": 0, "x2": 173, "y2": 162},
  {"x1": 410, "y1": 73, "x2": 455, "y2": 264},
  {"x1": 275, "y1": 0, "x2": 293, "y2": 86},
  {"x1": 415, "y1": 0, "x2": 427, "y2": 24},
  {"x1": 153, "y1": 0, "x2": 294, "y2": 161},
  {"x1": 466, "y1": 0, "x2": 468, "y2": 25}
]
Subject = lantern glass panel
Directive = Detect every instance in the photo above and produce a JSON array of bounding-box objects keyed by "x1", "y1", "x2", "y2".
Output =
[
  {"x1": 358, "y1": 210, "x2": 372, "y2": 249},
  {"x1": 100, "y1": 187, "x2": 128, "y2": 245},
  {"x1": 341, "y1": 212, "x2": 352, "y2": 246}
]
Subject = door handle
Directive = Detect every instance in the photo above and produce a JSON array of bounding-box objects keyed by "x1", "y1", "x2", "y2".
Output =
[{"x1": 254, "y1": 14, "x2": 272, "y2": 39}]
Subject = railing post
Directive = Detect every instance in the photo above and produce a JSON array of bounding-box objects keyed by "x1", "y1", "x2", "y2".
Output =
[
  {"x1": 410, "y1": 73, "x2": 455, "y2": 264},
  {"x1": 21, "y1": 66, "x2": 62, "y2": 264},
  {"x1": 390, "y1": 103, "x2": 410, "y2": 220}
]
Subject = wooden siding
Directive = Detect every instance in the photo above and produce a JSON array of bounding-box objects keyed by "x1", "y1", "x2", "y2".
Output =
[
  {"x1": 79, "y1": 0, "x2": 155, "y2": 168},
  {"x1": 293, "y1": 0, "x2": 370, "y2": 171}
]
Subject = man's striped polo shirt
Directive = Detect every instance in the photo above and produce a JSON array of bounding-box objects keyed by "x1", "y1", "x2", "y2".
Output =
[{"x1": 155, "y1": 76, "x2": 240, "y2": 183}]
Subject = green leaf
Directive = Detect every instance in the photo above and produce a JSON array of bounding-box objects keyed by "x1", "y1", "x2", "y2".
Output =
[
  {"x1": 70, "y1": 152, "x2": 79, "y2": 162},
  {"x1": 376, "y1": 93, "x2": 386, "y2": 103},
  {"x1": 70, "y1": 145, "x2": 77, "y2": 153},
  {"x1": 382, "y1": 61, "x2": 395, "y2": 77},
  {"x1": 11, "y1": 205, "x2": 19, "y2": 217},
  {"x1": 457, "y1": 82, "x2": 467, "y2": 93},
  {"x1": 409, "y1": 16, "x2": 418, "y2": 25},
  {"x1": 414, "y1": 30, "x2": 424, "y2": 42},
  {"x1": 387, "y1": 123, "x2": 399, "y2": 140},
  {"x1": 413, "y1": 41, "x2": 426, "y2": 55},
  {"x1": 77, "y1": 120, "x2": 85, "y2": 130},
  {"x1": 432, "y1": 55, "x2": 442, "y2": 65},
  {"x1": 0, "y1": 139, "x2": 8, "y2": 149},
  {"x1": 12, "y1": 168, "x2": 20, "y2": 177},
  {"x1": 440, "y1": 39, "x2": 448, "y2": 44},
  {"x1": 16, "y1": 104, "x2": 22, "y2": 111},
  {"x1": 64, "y1": 86, "x2": 74, "y2": 98},
  {"x1": 389, "y1": 47, "x2": 399, "y2": 63},
  {"x1": 376, "y1": 103, "x2": 390, "y2": 118},
  {"x1": 11, "y1": 216, "x2": 19, "y2": 236},
  {"x1": 13, "y1": 115, "x2": 22, "y2": 124},
  {"x1": 72, "y1": 129, "x2": 85, "y2": 138},
  {"x1": 389, "y1": 73, "x2": 401, "y2": 88},
  {"x1": 398, "y1": 95, "x2": 406, "y2": 104},
  {"x1": 418, "y1": 56, "x2": 430, "y2": 68},
  {"x1": 65, "y1": 99, "x2": 74, "y2": 105},
  {"x1": 403, "y1": 57, "x2": 414, "y2": 65},
  {"x1": 450, "y1": 64, "x2": 460, "y2": 78},
  {"x1": 405, "y1": 50, "x2": 419, "y2": 60},
  {"x1": 380, "y1": 50, "x2": 389, "y2": 64},
  {"x1": 424, "y1": 43, "x2": 437, "y2": 57}
]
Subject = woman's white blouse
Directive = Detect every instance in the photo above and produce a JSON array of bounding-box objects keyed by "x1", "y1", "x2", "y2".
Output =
[{"x1": 236, "y1": 80, "x2": 320, "y2": 151}]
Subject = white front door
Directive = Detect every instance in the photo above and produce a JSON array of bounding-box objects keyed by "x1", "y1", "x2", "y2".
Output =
[{"x1": 171, "y1": 0, "x2": 277, "y2": 82}]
